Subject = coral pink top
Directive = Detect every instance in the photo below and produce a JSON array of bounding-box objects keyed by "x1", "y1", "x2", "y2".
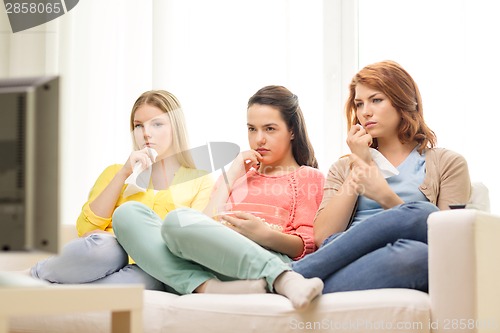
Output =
[{"x1": 224, "y1": 166, "x2": 324, "y2": 260}]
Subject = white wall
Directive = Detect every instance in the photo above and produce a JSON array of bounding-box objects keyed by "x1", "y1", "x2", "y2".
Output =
[
  {"x1": 1, "y1": 0, "x2": 496, "y2": 225},
  {"x1": 0, "y1": 0, "x2": 338, "y2": 225},
  {"x1": 0, "y1": 0, "x2": 154, "y2": 225},
  {"x1": 152, "y1": 0, "x2": 326, "y2": 162},
  {"x1": 358, "y1": 0, "x2": 499, "y2": 214}
]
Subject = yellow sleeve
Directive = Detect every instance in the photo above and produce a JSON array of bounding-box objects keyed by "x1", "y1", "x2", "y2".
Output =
[
  {"x1": 189, "y1": 172, "x2": 215, "y2": 212},
  {"x1": 169, "y1": 167, "x2": 215, "y2": 212},
  {"x1": 76, "y1": 165, "x2": 123, "y2": 236}
]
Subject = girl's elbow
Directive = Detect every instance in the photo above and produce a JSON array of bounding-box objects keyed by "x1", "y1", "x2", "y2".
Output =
[
  {"x1": 314, "y1": 239, "x2": 323, "y2": 248},
  {"x1": 313, "y1": 229, "x2": 327, "y2": 248}
]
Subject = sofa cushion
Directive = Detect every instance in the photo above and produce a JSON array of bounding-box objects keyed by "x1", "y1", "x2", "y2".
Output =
[
  {"x1": 9, "y1": 288, "x2": 430, "y2": 333},
  {"x1": 161, "y1": 289, "x2": 430, "y2": 333}
]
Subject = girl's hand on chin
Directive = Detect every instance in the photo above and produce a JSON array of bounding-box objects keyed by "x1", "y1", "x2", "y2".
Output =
[
  {"x1": 242, "y1": 150, "x2": 263, "y2": 172},
  {"x1": 123, "y1": 148, "x2": 156, "y2": 175},
  {"x1": 227, "y1": 150, "x2": 263, "y2": 179}
]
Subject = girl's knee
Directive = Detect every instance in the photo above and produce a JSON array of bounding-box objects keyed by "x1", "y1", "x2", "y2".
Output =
[
  {"x1": 162, "y1": 208, "x2": 202, "y2": 234},
  {"x1": 400, "y1": 201, "x2": 439, "y2": 234},
  {"x1": 404, "y1": 201, "x2": 439, "y2": 216},
  {"x1": 33, "y1": 234, "x2": 128, "y2": 283},
  {"x1": 113, "y1": 201, "x2": 149, "y2": 232},
  {"x1": 84, "y1": 233, "x2": 128, "y2": 263},
  {"x1": 64, "y1": 233, "x2": 117, "y2": 255},
  {"x1": 162, "y1": 208, "x2": 213, "y2": 247}
]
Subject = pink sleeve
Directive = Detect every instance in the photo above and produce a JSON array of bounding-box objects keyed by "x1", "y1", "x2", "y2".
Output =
[{"x1": 285, "y1": 168, "x2": 325, "y2": 260}]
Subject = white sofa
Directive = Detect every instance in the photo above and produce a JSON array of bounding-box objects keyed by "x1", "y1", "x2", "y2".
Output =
[{"x1": 2, "y1": 208, "x2": 499, "y2": 333}]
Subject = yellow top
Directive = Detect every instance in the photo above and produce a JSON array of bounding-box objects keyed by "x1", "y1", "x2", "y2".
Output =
[{"x1": 76, "y1": 164, "x2": 214, "y2": 236}]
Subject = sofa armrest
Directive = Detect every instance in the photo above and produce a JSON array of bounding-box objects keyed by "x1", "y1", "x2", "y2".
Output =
[{"x1": 428, "y1": 209, "x2": 500, "y2": 332}]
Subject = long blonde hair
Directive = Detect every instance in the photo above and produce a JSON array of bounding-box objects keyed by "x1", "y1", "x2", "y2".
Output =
[{"x1": 130, "y1": 90, "x2": 196, "y2": 168}]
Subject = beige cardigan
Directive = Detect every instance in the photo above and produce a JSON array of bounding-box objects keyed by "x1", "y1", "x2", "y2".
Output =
[{"x1": 317, "y1": 148, "x2": 471, "y2": 223}]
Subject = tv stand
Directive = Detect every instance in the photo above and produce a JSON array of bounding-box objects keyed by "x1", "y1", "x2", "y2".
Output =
[{"x1": 0, "y1": 273, "x2": 143, "y2": 333}]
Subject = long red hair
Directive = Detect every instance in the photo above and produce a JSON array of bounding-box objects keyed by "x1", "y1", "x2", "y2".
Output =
[{"x1": 345, "y1": 60, "x2": 436, "y2": 153}]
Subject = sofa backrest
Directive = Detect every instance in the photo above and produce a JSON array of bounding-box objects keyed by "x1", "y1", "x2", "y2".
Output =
[{"x1": 467, "y1": 182, "x2": 490, "y2": 212}]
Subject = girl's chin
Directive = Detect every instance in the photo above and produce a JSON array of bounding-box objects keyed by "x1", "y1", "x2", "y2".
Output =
[{"x1": 259, "y1": 156, "x2": 272, "y2": 165}]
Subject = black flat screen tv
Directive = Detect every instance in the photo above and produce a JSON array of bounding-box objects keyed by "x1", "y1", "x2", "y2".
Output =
[{"x1": 0, "y1": 76, "x2": 60, "y2": 253}]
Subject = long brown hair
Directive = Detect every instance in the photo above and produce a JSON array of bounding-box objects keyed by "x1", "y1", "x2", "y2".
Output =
[
  {"x1": 248, "y1": 85, "x2": 318, "y2": 168},
  {"x1": 345, "y1": 60, "x2": 436, "y2": 153}
]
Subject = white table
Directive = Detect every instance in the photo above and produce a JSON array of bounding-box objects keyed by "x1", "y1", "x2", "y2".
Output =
[{"x1": 0, "y1": 282, "x2": 143, "y2": 333}]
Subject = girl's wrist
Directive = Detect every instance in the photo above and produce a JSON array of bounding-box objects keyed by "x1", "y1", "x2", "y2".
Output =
[
  {"x1": 344, "y1": 174, "x2": 358, "y2": 196},
  {"x1": 117, "y1": 166, "x2": 133, "y2": 179},
  {"x1": 226, "y1": 165, "x2": 245, "y2": 185},
  {"x1": 380, "y1": 191, "x2": 404, "y2": 209}
]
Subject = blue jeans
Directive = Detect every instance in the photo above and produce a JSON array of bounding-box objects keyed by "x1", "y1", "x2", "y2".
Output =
[
  {"x1": 292, "y1": 201, "x2": 438, "y2": 293},
  {"x1": 30, "y1": 233, "x2": 167, "y2": 291}
]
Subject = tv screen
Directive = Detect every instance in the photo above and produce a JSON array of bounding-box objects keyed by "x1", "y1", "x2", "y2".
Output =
[{"x1": 0, "y1": 76, "x2": 60, "y2": 253}]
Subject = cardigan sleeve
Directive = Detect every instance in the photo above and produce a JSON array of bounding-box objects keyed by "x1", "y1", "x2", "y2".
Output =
[
  {"x1": 426, "y1": 148, "x2": 471, "y2": 210},
  {"x1": 315, "y1": 157, "x2": 351, "y2": 221}
]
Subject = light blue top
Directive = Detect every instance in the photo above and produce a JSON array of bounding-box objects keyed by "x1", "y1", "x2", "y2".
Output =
[{"x1": 352, "y1": 147, "x2": 427, "y2": 227}]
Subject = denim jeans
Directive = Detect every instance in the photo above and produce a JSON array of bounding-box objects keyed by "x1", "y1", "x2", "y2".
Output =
[
  {"x1": 292, "y1": 201, "x2": 439, "y2": 293},
  {"x1": 30, "y1": 232, "x2": 166, "y2": 291}
]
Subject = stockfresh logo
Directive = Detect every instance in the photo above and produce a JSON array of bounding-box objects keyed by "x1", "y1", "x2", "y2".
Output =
[{"x1": 4, "y1": 0, "x2": 79, "y2": 33}]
